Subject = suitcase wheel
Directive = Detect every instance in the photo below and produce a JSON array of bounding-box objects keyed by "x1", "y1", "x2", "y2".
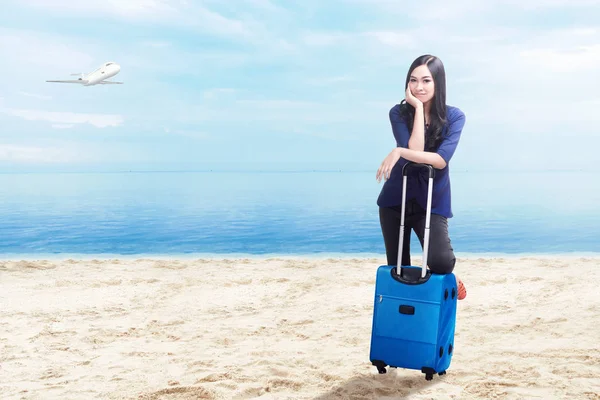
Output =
[
  {"x1": 372, "y1": 360, "x2": 387, "y2": 374},
  {"x1": 422, "y1": 367, "x2": 441, "y2": 381},
  {"x1": 424, "y1": 370, "x2": 446, "y2": 380}
]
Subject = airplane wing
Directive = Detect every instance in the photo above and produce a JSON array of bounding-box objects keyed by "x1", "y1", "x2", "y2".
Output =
[
  {"x1": 98, "y1": 81, "x2": 123, "y2": 84},
  {"x1": 46, "y1": 80, "x2": 87, "y2": 84}
]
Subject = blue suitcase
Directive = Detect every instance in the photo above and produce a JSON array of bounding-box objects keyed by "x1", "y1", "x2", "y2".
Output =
[{"x1": 369, "y1": 162, "x2": 458, "y2": 380}]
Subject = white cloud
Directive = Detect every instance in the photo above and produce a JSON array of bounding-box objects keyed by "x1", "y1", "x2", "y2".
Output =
[
  {"x1": 437, "y1": 25, "x2": 600, "y2": 134},
  {"x1": 452, "y1": 26, "x2": 600, "y2": 85},
  {"x1": 19, "y1": 0, "x2": 180, "y2": 19},
  {"x1": 1, "y1": 108, "x2": 123, "y2": 128},
  {"x1": 519, "y1": 44, "x2": 600, "y2": 73},
  {"x1": 302, "y1": 32, "x2": 348, "y2": 47},
  {"x1": 202, "y1": 88, "x2": 237, "y2": 99},
  {"x1": 302, "y1": 30, "x2": 416, "y2": 49},
  {"x1": 411, "y1": 1, "x2": 490, "y2": 21},
  {"x1": 347, "y1": 0, "x2": 600, "y2": 12},
  {"x1": 287, "y1": 127, "x2": 361, "y2": 141},
  {"x1": 51, "y1": 124, "x2": 75, "y2": 129},
  {"x1": 19, "y1": 91, "x2": 52, "y2": 100},
  {"x1": 365, "y1": 31, "x2": 414, "y2": 47},
  {"x1": 177, "y1": 98, "x2": 327, "y2": 123},
  {"x1": 341, "y1": 0, "x2": 490, "y2": 21},
  {"x1": 239, "y1": 0, "x2": 286, "y2": 13},
  {"x1": 0, "y1": 144, "x2": 84, "y2": 163},
  {"x1": 0, "y1": 28, "x2": 95, "y2": 72},
  {"x1": 142, "y1": 41, "x2": 171, "y2": 48},
  {"x1": 189, "y1": 6, "x2": 255, "y2": 39},
  {"x1": 236, "y1": 99, "x2": 320, "y2": 109},
  {"x1": 477, "y1": 97, "x2": 600, "y2": 135},
  {"x1": 163, "y1": 127, "x2": 210, "y2": 139},
  {"x1": 181, "y1": 97, "x2": 383, "y2": 126},
  {"x1": 502, "y1": 0, "x2": 600, "y2": 8},
  {"x1": 16, "y1": 0, "x2": 259, "y2": 42},
  {"x1": 443, "y1": 31, "x2": 518, "y2": 44},
  {"x1": 305, "y1": 75, "x2": 355, "y2": 86}
]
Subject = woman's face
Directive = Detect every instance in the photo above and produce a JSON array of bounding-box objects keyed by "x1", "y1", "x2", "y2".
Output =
[{"x1": 409, "y1": 65, "x2": 435, "y2": 105}]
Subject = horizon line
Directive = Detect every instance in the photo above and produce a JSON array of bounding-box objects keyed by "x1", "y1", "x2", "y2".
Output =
[
  {"x1": 0, "y1": 167, "x2": 591, "y2": 175},
  {"x1": 2, "y1": 251, "x2": 600, "y2": 261}
]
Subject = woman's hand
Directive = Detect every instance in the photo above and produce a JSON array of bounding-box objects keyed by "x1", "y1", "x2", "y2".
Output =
[
  {"x1": 376, "y1": 148, "x2": 402, "y2": 183},
  {"x1": 405, "y1": 86, "x2": 422, "y2": 108}
]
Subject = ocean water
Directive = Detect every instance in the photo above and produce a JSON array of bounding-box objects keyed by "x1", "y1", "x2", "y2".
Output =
[{"x1": 1, "y1": 170, "x2": 599, "y2": 259}]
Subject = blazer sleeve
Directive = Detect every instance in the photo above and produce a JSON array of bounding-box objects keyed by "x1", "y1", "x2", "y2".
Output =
[
  {"x1": 436, "y1": 108, "x2": 466, "y2": 165},
  {"x1": 389, "y1": 104, "x2": 410, "y2": 148}
]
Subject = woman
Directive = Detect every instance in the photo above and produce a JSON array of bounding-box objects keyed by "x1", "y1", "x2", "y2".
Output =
[{"x1": 375, "y1": 54, "x2": 467, "y2": 300}]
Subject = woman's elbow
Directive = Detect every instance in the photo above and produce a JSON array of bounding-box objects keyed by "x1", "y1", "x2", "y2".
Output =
[{"x1": 434, "y1": 156, "x2": 447, "y2": 169}]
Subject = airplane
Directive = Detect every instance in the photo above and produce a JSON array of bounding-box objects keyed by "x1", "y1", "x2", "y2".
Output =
[{"x1": 46, "y1": 61, "x2": 123, "y2": 86}]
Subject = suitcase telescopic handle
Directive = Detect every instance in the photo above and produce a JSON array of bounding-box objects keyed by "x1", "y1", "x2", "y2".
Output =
[
  {"x1": 397, "y1": 162, "x2": 435, "y2": 278},
  {"x1": 402, "y1": 162, "x2": 435, "y2": 179}
]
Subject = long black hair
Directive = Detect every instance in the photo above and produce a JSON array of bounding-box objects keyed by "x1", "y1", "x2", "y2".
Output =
[{"x1": 399, "y1": 54, "x2": 447, "y2": 151}]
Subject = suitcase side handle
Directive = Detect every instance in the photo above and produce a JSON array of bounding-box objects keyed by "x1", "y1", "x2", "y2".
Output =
[
  {"x1": 397, "y1": 162, "x2": 435, "y2": 279},
  {"x1": 399, "y1": 305, "x2": 415, "y2": 315}
]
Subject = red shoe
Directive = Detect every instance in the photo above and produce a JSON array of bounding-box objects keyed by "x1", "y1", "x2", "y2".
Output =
[{"x1": 456, "y1": 277, "x2": 467, "y2": 300}]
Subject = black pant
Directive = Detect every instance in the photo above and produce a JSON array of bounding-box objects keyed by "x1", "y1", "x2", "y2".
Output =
[{"x1": 379, "y1": 199, "x2": 456, "y2": 274}]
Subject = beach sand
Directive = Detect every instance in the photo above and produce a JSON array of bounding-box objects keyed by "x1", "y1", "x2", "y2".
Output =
[{"x1": 1, "y1": 256, "x2": 599, "y2": 399}]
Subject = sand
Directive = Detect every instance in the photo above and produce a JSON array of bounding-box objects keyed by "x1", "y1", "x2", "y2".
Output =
[{"x1": 1, "y1": 255, "x2": 599, "y2": 400}]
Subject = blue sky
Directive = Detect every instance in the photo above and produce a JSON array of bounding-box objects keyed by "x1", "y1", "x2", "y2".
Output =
[{"x1": 0, "y1": 0, "x2": 598, "y2": 172}]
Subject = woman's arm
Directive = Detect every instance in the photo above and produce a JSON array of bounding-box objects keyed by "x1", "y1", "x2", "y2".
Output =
[
  {"x1": 390, "y1": 102, "x2": 425, "y2": 151},
  {"x1": 398, "y1": 108, "x2": 467, "y2": 170},
  {"x1": 408, "y1": 103, "x2": 425, "y2": 151},
  {"x1": 377, "y1": 147, "x2": 445, "y2": 182},
  {"x1": 395, "y1": 147, "x2": 447, "y2": 169}
]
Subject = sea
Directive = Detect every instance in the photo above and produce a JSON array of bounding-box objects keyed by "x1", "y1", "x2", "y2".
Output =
[{"x1": 1, "y1": 170, "x2": 599, "y2": 260}]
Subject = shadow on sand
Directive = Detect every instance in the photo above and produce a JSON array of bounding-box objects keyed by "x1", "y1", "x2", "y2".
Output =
[{"x1": 312, "y1": 367, "x2": 442, "y2": 400}]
